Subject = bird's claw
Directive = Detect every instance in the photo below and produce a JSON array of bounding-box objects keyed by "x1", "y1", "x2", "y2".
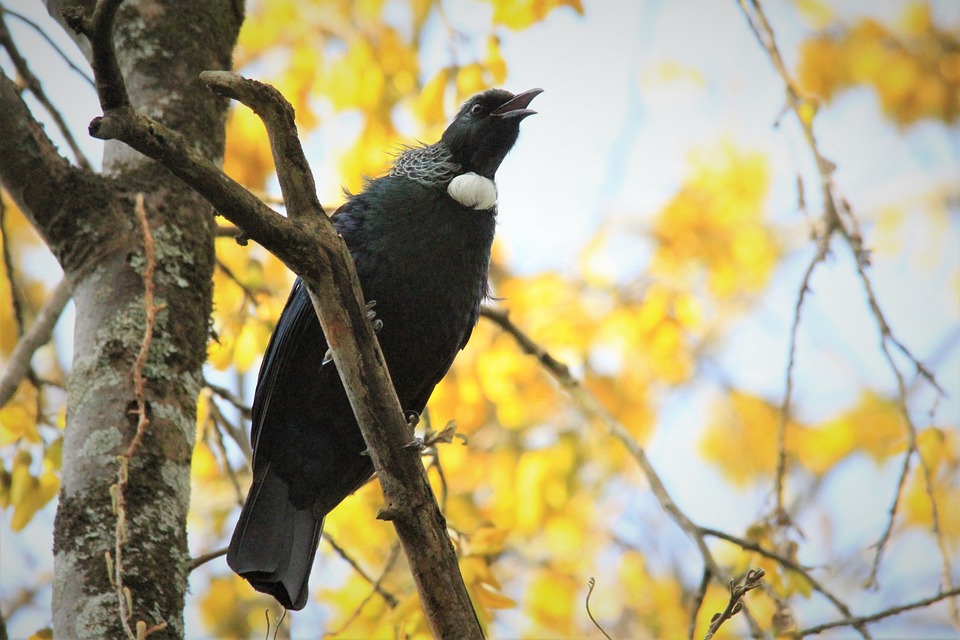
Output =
[
  {"x1": 359, "y1": 448, "x2": 370, "y2": 457},
  {"x1": 366, "y1": 300, "x2": 383, "y2": 334},
  {"x1": 322, "y1": 348, "x2": 333, "y2": 366},
  {"x1": 404, "y1": 410, "x2": 420, "y2": 428}
]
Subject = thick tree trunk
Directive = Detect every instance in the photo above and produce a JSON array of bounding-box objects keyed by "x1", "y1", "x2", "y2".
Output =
[{"x1": 0, "y1": 1, "x2": 241, "y2": 637}]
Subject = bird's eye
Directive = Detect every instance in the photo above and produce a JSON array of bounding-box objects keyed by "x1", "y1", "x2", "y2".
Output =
[{"x1": 470, "y1": 103, "x2": 484, "y2": 116}]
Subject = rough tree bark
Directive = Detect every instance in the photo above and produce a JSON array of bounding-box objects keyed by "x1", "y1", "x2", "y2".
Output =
[{"x1": 0, "y1": 0, "x2": 242, "y2": 637}]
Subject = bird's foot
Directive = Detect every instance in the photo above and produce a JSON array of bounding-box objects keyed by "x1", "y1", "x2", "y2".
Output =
[
  {"x1": 322, "y1": 348, "x2": 333, "y2": 366},
  {"x1": 366, "y1": 300, "x2": 383, "y2": 333}
]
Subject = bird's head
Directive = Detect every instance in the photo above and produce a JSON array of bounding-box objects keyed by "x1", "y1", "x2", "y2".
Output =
[{"x1": 440, "y1": 88, "x2": 542, "y2": 179}]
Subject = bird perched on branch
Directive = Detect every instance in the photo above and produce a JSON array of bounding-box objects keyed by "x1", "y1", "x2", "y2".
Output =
[{"x1": 227, "y1": 87, "x2": 542, "y2": 610}]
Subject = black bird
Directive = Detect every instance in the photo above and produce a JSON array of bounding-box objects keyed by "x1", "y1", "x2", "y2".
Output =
[{"x1": 227, "y1": 87, "x2": 541, "y2": 610}]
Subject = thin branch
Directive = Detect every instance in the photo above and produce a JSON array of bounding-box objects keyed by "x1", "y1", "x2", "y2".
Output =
[
  {"x1": 737, "y1": 0, "x2": 949, "y2": 602},
  {"x1": 689, "y1": 567, "x2": 712, "y2": 640},
  {"x1": 0, "y1": 10, "x2": 91, "y2": 169},
  {"x1": 0, "y1": 69, "x2": 105, "y2": 266},
  {"x1": 481, "y1": 306, "x2": 766, "y2": 637},
  {"x1": 188, "y1": 547, "x2": 228, "y2": 572},
  {"x1": 0, "y1": 277, "x2": 72, "y2": 406},
  {"x1": 796, "y1": 587, "x2": 960, "y2": 636},
  {"x1": 773, "y1": 221, "x2": 834, "y2": 518},
  {"x1": 704, "y1": 568, "x2": 765, "y2": 640},
  {"x1": 701, "y1": 527, "x2": 865, "y2": 635},
  {"x1": 323, "y1": 544, "x2": 402, "y2": 638},
  {"x1": 206, "y1": 401, "x2": 245, "y2": 504},
  {"x1": 585, "y1": 577, "x2": 613, "y2": 640},
  {"x1": 0, "y1": 5, "x2": 95, "y2": 89},
  {"x1": 204, "y1": 379, "x2": 252, "y2": 419},
  {"x1": 62, "y1": 0, "x2": 129, "y2": 112},
  {"x1": 322, "y1": 533, "x2": 399, "y2": 608}
]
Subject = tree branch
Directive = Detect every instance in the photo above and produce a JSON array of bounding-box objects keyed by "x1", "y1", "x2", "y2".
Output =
[
  {"x1": 481, "y1": 305, "x2": 768, "y2": 638},
  {"x1": 0, "y1": 5, "x2": 95, "y2": 88},
  {"x1": 0, "y1": 71, "x2": 85, "y2": 241},
  {"x1": 0, "y1": 9, "x2": 91, "y2": 169},
  {"x1": 796, "y1": 587, "x2": 960, "y2": 636},
  {"x1": 0, "y1": 277, "x2": 72, "y2": 406},
  {"x1": 737, "y1": 0, "x2": 953, "y2": 610},
  {"x1": 74, "y1": 1, "x2": 481, "y2": 634}
]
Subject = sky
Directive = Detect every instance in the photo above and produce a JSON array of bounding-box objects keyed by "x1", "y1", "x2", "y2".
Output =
[{"x1": 2, "y1": 0, "x2": 959, "y2": 637}]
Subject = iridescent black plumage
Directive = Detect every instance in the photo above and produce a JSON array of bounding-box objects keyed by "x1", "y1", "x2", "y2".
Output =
[{"x1": 227, "y1": 88, "x2": 540, "y2": 610}]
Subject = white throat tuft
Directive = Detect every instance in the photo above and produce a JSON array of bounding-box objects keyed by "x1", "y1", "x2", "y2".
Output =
[{"x1": 447, "y1": 172, "x2": 497, "y2": 210}]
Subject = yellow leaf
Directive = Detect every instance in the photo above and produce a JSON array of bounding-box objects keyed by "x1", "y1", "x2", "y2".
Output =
[
  {"x1": 0, "y1": 381, "x2": 41, "y2": 445},
  {"x1": 222, "y1": 107, "x2": 274, "y2": 191},
  {"x1": 796, "y1": 0, "x2": 834, "y2": 29},
  {"x1": 525, "y1": 569, "x2": 577, "y2": 634},
  {"x1": 474, "y1": 583, "x2": 516, "y2": 610},
  {"x1": 456, "y1": 63, "x2": 488, "y2": 102},
  {"x1": 191, "y1": 441, "x2": 220, "y2": 482},
  {"x1": 487, "y1": 0, "x2": 583, "y2": 30},
  {"x1": 416, "y1": 68, "x2": 450, "y2": 125},
  {"x1": 485, "y1": 36, "x2": 507, "y2": 85}
]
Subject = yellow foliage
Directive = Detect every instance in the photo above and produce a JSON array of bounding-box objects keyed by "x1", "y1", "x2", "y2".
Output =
[
  {"x1": 222, "y1": 107, "x2": 274, "y2": 191},
  {"x1": 7, "y1": 450, "x2": 59, "y2": 532},
  {"x1": 338, "y1": 117, "x2": 399, "y2": 193},
  {"x1": 700, "y1": 391, "x2": 799, "y2": 486},
  {"x1": 486, "y1": 0, "x2": 584, "y2": 30},
  {"x1": 416, "y1": 67, "x2": 451, "y2": 126},
  {"x1": 199, "y1": 575, "x2": 281, "y2": 638},
  {"x1": 525, "y1": 568, "x2": 578, "y2": 635},
  {"x1": 651, "y1": 142, "x2": 777, "y2": 299},
  {"x1": 797, "y1": 5, "x2": 960, "y2": 125},
  {"x1": 703, "y1": 390, "x2": 911, "y2": 484},
  {"x1": 0, "y1": 381, "x2": 41, "y2": 446}
]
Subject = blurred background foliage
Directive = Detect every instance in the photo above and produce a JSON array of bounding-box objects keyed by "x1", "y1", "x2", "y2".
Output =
[{"x1": 1, "y1": 0, "x2": 958, "y2": 637}]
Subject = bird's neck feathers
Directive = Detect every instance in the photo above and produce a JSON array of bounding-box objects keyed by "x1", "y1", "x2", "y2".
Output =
[{"x1": 389, "y1": 143, "x2": 498, "y2": 211}]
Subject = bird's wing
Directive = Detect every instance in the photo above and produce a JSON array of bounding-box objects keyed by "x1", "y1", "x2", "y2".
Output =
[{"x1": 248, "y1": 278, "x2": 325, "y2": 467}]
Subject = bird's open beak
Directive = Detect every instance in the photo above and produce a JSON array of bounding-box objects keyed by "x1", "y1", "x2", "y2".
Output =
[{"x1": 491, "y1": 88, "x2": 543, "y2": 119}]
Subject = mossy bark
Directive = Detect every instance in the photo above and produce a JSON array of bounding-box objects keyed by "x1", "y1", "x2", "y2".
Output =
[{"x1": 0, "y1": 1, "x2": 242, "y2": 637}]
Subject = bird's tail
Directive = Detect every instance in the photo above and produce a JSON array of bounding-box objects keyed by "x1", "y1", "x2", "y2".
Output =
[{"x1": 227, "y1": 463, "x2": 324, "y2": 611}]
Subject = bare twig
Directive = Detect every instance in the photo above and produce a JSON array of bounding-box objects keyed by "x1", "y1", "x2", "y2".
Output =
[
  {"x1": 701, "y1": 527, "x2": 864, "y2": 634},
  {"x1": 188, "y1": 547, "x2": 228, "y2": 572},
  {"x1": 0, "y1": 277, "x2": 72, "y2": 406},
  {"x1": 322, "y1": 543, "x2": 402, "y2": 638},
  {"x1": 689, "y1": 567, "x2": 712, "y2": 640},
  {"x1": 585, "y1": 577, "x2": 613, "y2": 640},
  {"x1": 0, "y1": 11, "x2": 91, "y2": 169},
  {"x1": 704, "y1": 568, "x2": 765, "y2": 640},
  {"x1": 737, "y1": 0, "x2": 950, "y2": 606},
  {"x1": 205, "y1": 401, "x2": 246, "y2": 504},
  {"x1": 0, "y1": 5, "x2": 96, "y2": 89},
  {"x1": 796, "y1": 587, "x2": 960, "y2": 636},
  {"x1": 773, "y1": 221, "x2": 834, "y2": 519},
  {"x1": 204, "y1": 379, "x2": 252, "y2": 419},
  {"x1": 322, "y1": 532, "x2": 399, "y2": 608},
  {"x1": 481, "y1": 306, "x2": 765, "y2": 637}
]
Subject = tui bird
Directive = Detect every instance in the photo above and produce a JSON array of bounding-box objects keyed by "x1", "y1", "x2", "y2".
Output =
[{"x1": 227, "y1": 87, "x2": 542, "y2": 610}]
